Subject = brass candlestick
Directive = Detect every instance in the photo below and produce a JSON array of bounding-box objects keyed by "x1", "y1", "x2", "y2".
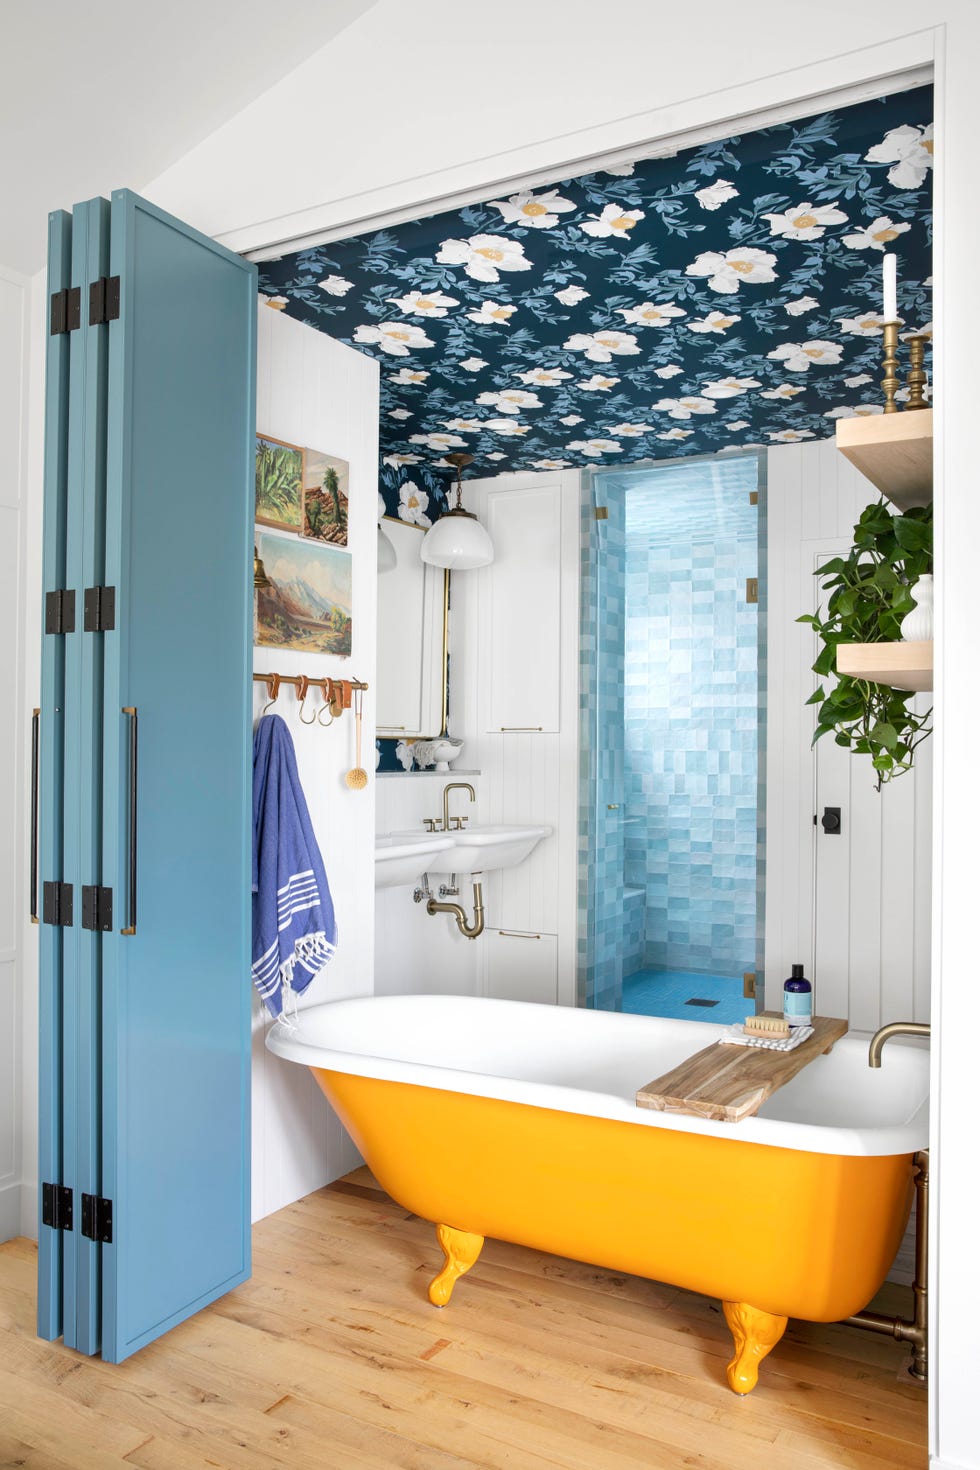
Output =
[
  {"x1": 904, "y1": 334, "x2": 930, "y2": 411},
  {"x1": 881, "y1": 320, "x2": 901, "y2": 413}
]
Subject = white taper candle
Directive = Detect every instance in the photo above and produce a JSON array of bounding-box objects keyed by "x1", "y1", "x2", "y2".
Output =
[{"x1": 882, "y1": 253, "x2": 898, "y2": 321}]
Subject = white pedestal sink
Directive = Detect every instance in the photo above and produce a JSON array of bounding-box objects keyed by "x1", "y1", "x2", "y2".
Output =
[
  {"x1": 393, "y1": 823, "x2": 552, "y2": 875},
  {"x1": 375, "y1": 832, "x2": 453, "y2": 889}
]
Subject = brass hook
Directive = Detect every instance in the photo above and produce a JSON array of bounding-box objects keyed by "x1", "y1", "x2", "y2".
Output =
[
  {"x1": 261, "y1": 673, "x2": 280, "y2": 714},
  {"x1": 297, "y1": 675, "x2": 316, "y2": 725}
]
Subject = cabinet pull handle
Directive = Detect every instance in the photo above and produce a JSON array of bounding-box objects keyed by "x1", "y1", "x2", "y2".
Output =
[
  {"x1": 122, "y1": 707, "x2": 138, "y2": 935},
  {"x1": 30, "y1": 709, "x2": 40, "y2": 923},
  {"x1": 499, "y1": 727, "x2": 544, "y2": 732},
  {"x1": 498, "y1": 930, "x2": 541, "y2": 940}
]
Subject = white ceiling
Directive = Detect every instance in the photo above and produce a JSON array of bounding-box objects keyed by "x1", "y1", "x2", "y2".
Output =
[{"x1": 0, "y1": 0, "x2": 376, "y2": 273}]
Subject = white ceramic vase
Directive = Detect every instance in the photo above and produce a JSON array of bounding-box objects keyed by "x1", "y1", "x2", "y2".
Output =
[{"x1": 901, "y1": 574, "x2": 934, "y2": 642}]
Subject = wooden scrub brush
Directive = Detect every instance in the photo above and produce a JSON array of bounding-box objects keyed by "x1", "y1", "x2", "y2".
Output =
[{"x1": 743, "y1": 1014, "x2": 790, "y2": 1040}]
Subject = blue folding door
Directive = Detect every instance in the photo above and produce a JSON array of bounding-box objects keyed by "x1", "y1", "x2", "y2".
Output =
[{"x1": 38, "y1": 190, "x2": 256, "y2": 1361}]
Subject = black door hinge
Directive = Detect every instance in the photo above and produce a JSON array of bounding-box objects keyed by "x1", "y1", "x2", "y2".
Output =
[
  {"x1": 45, "y1": 589, "x2": 76, "y2": 634},
  {"x1": 81, "y1": 885, "x2": 113, "y2": 932},
  {"x1": 89, "y1": 276, "x2": 120, "y2": 326},
  {"x1": 50, "y1": 287, "x2": 81, "y2": 336},
  {"x1": 42, "y1": 1182, "x2": 73, "y2": 1232},
  {"x1": 83, "y1": 585, "x2": 116, "y2": 632},
  {"x1": 81, "y1": 1194, "x2": 113, "y2": 1244},
  {"x1": 42, "y1": 881, "x2": 73, "y2": 927}
]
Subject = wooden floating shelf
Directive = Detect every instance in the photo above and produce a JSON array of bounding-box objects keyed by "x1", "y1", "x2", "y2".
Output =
[
  {"x1": 836, "y1": 639, "x2": 933, "y2": 692},
  {"x1": 835, "y1": 408, "x2": 932, "y2": 511}
]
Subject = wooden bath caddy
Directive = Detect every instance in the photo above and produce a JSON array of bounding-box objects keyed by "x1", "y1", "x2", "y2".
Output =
[{"x1": 636, "y1": 1015, "x2": 848, "y2": 1123}]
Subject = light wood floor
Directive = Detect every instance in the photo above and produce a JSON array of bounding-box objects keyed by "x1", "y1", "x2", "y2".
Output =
[{"x1": 0, "y1": 1168, "x2": 927, "y2": 1470}]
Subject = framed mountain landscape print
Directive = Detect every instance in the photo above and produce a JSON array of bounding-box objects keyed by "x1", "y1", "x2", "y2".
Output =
[
  {"x1": 303, "y1": 449, "x2": 350, "y2": 547},
  {"x1": 255, "y1": 530, "x2": 353, "y2": 656}
]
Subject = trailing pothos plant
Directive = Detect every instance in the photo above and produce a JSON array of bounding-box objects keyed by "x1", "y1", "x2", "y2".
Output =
[{"x1": 797, "y1": 499, "x2": 933, "y2": 789}]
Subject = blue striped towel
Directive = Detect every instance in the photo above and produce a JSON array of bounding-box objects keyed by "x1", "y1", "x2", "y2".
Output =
[{"x1": 252, "y1": 714, "x2": 337, "y2": 1018}]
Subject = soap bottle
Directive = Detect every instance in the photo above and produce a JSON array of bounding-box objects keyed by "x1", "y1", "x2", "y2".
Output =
[{"x1": 783, "y1": 964, "x2": 813, "y2": 1028}]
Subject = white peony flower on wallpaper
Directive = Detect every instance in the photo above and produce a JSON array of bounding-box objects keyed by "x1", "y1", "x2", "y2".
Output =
[
  {"x1": 652, "y1": 396, "x2": 717, "y2": 419},
  {"x1": 694, "y1": 179, "x2": 739, "y2": 211},
  {"x1": 784, "y1": 296, "x2": 819, "y2": 316},
  {"x1": 762, "y1": 201, "x2": 848, "y2": 240},
  {"x1": 388, "y1": 367, "x2": 429, "y2": 384},
  {"x1": 388, "y1": 408, "x2": 412, "y2": 420},
  {"x1": 844, "y1": 374, "x2": 874, "y2": 387},
  {"x1": 480, "y1": 418, "x2": 532, "y2": 436},
  {"x1": 686, "y1": 247, "x2": 778, "y2": 293},
  {"x1": 460, "y1": 357, "x2": 489, "y2": 371},
  {"x1": 760, "y1": 383, "x2": 806, "y2": 399},
  {"x1": 723, "y1": 420, "x2": 750, "y2": 431},
  {"x1": 603, "y1": 162, "x2": 635, "y2": 177},
  {"x1": 767, "y1": 340, "x2": 843, "y2": 371},
  {"x1": 701, "y1": 376, "x2": 762, "y2": 399},
  {"x1": 386, "y1": 288, "x2": 459, "y2": 317},
  {"x1": 443, "y1": 418, "x2": 482, "y2": 432},
  {"x1": 842, "y1": 217, "x2": 911, "y2": 251},
  {"x1": 484, "y1": 452, "x2": 507, "y2": 460},
  {"x1": 838, "y1": 312, "x2": 886, "y2": 336},
  {"x1": 383, "y1": 452, "x2": 422, "y2": 467},
  {"x1": 437, "y1": 234, "x2": 532, "y2": 283},
  {"x1": 686, "y1": 310, "x2": 741, "y2": 334},
  {"x1": 531, "y1": 458, "x2": 572, "y2": 469},
  {"x1": 824, "y1": 404, "x2": 884, "y2": 419},
  {"x1": 517, "y1": 367, "x2": 573, "y2": 387},
  {"x1": 564, "y1": 330, "x2": 640, "y2": 362},
  {"x1": 653, "y1": 363, "x2": 683, "y2": 378},
  {"x1": 466, "y1": 301, "x2": 517, "y2": 326},
  {"x1": 768, "y1": 429, "x2": 816, "y2": 442},
  {"x1": 409, "y1": 431, "x2": 468, "y2": 451},
  {"x1": 607, "y1": 423, "x2": 649, "y2": 437},
  {"x1": 560, "y1": 414, "x2": 584, "y2": 425},
  {"x1": 580, "y1": 203, "x2": 645, "y2": 239},
  {"x1": 398, "y1": 481, "x2": 431, "y2": 526},
  {"x1": 865, "y1": 123, "x2": 934, "y2": 189},
  {"x1": 657, "y1": 427, "x2": 694, "y2": 441},
  {"x1": 553, "y1": 284, "x2": 590, "y2": 306},
  {"x1": 476, "y1": 389, "x2": 544, "y2": 415},
  {"x1": 354, "y1": 321, "x2": 434, "y2": 355},
  {"x1": 318, "y1": 274, "x2": 355, "y2": 295},
  {"x1": 565, "y1": 438, "x2": 624, "y2": 456},
  {"x1": 577, "y1": 375, "x2": 620, "y2": 392},
  {"x1": 616, "y1": 301, "x2": 686, "y2": 327},
  {"x1": 489, "y1": 189, "x2": 576, "y2": 228}
]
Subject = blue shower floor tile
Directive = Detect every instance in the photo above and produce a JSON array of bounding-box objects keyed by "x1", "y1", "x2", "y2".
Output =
[{"x1": 621, "y1": 967, "x2": 747, "y2": 1023}]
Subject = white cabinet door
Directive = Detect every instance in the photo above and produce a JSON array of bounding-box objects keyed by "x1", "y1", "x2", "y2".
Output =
[
  {"x1": 376, "y1": 519, "x2": 444, "y2": 737},
  {"x1": 485, "y1": 483, "x2": 561, "y2": 733},
  {"x1": 485, "y1": 928, "x2": 558, "y2": 1004}
]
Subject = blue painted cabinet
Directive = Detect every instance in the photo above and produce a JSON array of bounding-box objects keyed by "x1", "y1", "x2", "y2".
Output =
[{"x1": 37, "y1": 190, "x2": 256, "y2": 1362}]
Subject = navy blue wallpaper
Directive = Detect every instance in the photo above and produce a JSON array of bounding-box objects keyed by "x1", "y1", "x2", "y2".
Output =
[{"x1": 260, "y1": 86, "x2": 932, "y2": 480}]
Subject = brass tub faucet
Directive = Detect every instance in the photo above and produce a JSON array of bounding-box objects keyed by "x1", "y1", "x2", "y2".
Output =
[{"x1": 868, "y1": 1021, "x2": 930, "y2": 1069}]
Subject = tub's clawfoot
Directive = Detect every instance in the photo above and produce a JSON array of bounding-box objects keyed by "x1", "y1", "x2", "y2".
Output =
[
  {"x1": 722, "y1": 1300, "x2": 788, "y2": 1394},
  {"x1": 428, "y1": 1224, "x2": 484, "y2": 1306}
]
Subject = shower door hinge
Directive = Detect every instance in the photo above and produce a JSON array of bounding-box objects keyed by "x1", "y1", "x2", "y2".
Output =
[
  {"x1": 749, "y1": 490, "x2": 759, "y2": 506},
  {"x1": 50, "y1": 286, "x2": 81, "y2": 335},
  {"x1": 80, "y1": 1193, "x2": 113, "y2": 1244},
  {"x1": 593, "y1": 507, "x2": 608, "y2": 520},
  {"x1": 45, "y1": 589, "x2": 76, "y2": 634},
  {"x1": 41, "y1": 1182, "x2": 73, "y2": 1231},
  {"x1": 81, "y1": 885, "x2": 113, "y2": 932},
  {"x1": 42, "y1": 881, "x2": 73, "y2": 927},
  {"x1": 83, "y1": 585, "x2": 116, "y2": 632},
  {"x1": 89, "y1": 276, "x2": 121, "y2": 326},
  {"x1": 745, "y1": 578, "x2": 759, "y2": 605}
]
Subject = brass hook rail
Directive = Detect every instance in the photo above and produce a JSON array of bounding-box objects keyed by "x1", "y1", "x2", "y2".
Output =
[{"x1": 253, "y1": 672, "x2": 368, "y2": 720}]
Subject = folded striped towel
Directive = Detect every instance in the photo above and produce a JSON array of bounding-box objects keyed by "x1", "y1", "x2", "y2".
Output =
[
  {"x1": 719, "y1": 1023, "x2": 815, "y2": 1052},
  {"x1": 252, "y1": 714, "x2": 337, "y2": 1018}
]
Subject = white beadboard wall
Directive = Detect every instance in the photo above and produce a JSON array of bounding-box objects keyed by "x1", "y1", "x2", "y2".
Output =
[
  {"x1": 373, "y1": 469, "x2": 581, "y2": 1005},
  {"x1": 765, "y1": 438, "x2": 931, "y2": 1031},
  {"x1": 250, "y1": 303, "x2": 378, "y2": 1222},
  {"x1": 0, "y1": 264, "x2": 29, "y2": 1243}
]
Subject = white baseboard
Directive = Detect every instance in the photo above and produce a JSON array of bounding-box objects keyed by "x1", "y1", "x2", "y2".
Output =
[
  {"x1": 19, "y1": 1180, "x2": 37, "y2": 1241},
  {"x1": 932, "y1": 1457, "x2": 979, "y2": 1470},
  {"x1": 0, "y1": 1180, "x2": 23, "y2": 1243}
]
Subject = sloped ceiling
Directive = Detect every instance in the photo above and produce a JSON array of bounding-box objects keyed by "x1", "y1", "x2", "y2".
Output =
[{"x1": 259, "y1": 85, "x2": 932, "y2": 485}]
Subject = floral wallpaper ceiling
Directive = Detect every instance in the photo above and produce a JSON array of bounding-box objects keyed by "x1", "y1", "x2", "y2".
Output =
[{"x1": 259, "y1": 85, "x2": 932, "y2": 500}]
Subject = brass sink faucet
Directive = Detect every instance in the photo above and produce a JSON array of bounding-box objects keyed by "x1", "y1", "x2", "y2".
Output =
[{"x1": 423, "y1": 782, "x2": 476, "y2": 833}]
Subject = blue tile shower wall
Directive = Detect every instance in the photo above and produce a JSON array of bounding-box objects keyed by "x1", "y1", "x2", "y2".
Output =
[{"x1": 623, "y1": 461, "x2": 759, "y2": 978}]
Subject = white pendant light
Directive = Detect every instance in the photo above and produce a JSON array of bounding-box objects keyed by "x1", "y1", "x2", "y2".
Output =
[
  {"x1": 377, "y1": 519, "x2": 397, "y2": 573},
  {"x1": 420, "y1": 454, "x2": 494, "y2": 570}
]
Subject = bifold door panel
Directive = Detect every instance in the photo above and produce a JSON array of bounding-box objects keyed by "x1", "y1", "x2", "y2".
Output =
[{"x1": 37, "y1": 190, "x2": 256, "y2": 1362}]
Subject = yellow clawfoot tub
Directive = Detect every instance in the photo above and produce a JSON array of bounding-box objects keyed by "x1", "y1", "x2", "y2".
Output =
[{"x1": 267, "y1": 995, "x2": 928, "y2": 1394}]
